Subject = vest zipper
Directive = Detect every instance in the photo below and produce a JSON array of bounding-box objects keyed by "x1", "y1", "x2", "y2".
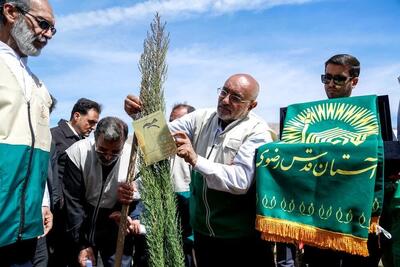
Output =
[
  {"x1": 204, "y1": 145, "x2": 216, "y2": 236},
  {"x1": 89, "y1": 178, "x2": 107, "y2": 244},
  {"x1": 18, "y1": 102, "x2": 35, "y2": 240}
]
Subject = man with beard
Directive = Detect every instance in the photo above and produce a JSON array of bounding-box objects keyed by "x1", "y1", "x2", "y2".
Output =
[
  {"x1": 63, "y1": 117, "x2": 142, "y2": 267},
  {"x1": 124, "y1": 73, "x2": 277, "y2": 267},
  {"x1": 0, "y1": 0, "x2": 56, "y2": 266}
]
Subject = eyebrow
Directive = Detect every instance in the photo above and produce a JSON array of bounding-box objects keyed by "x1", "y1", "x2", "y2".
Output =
[{"x1": 222, "y1": 86, "x2": 244, "y2": 97}]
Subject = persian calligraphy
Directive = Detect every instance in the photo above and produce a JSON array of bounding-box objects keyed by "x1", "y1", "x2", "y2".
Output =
[{"x1": 256, "y1": 148, "x2": 377, "y2": 178}]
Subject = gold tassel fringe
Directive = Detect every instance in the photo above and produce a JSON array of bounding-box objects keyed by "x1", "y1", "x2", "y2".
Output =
[
  {"x1": 256, "y1": 215, "x2": 369, "y2": 257},
  {"x1": 369, "y1": 216, "x2": 379, "y2": 234}
]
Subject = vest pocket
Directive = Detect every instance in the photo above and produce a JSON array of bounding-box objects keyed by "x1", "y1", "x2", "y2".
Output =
[{"x1": 223, "y1": 138, "x2": 241, "y2": 164}]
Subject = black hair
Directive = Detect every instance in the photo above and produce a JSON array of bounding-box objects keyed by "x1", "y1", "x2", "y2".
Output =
[
  {"x1": 94, "y1": 117, "x2": 128, "y2": 142},
  {"x1": 325, "y1": 54, "x2": 360, "y2": 77},
  {"x1": 70, "y1": 98, "x2": 101, "y2": 120},
  {"x1": 49, "y1": 94, "x2": 57, "y2": 114}
]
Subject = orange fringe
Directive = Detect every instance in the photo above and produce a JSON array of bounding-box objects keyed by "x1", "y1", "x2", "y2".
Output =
[
  {"x1": 256, "y1": 215, "x2": 369, "y2": 257},
  {"x1": 369, "y1": 216, "x2": 379, "y2": 234}
]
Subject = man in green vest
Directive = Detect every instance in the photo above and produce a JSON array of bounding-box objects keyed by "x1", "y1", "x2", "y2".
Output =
[
  {"x1": 0, "y1": 0, "x2": 56, "y2": 266},
  {"x1": 125, "y1": 73, "x2": 277, "y2": 267}
]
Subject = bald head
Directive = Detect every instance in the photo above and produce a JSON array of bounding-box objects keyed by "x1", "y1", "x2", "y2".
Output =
[
  {"x1": 225, "y1": 73, "x2": 260, "y2": 100},
  {"x1": 217, "y1": 73, "x2": 259, "y2": 124}
]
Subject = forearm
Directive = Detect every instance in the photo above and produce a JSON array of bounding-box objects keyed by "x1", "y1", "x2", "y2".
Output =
[{"x1": 194, "y1": 155, "x2": 253, "y2": 194}]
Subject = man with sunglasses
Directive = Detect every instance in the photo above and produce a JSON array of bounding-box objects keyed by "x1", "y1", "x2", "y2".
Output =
[
  {"x1": 276, "y1": 54, "x2": 361, "y2": 267},
  {"x1": 321, "y1": 54, "x2": 360, "y2": 99},
  {"x1": 63, "y1": 117, "x2": 143, "y2": 267},
  {"x1": 124, "y1": 73, "x2": 277, "y2": 267},
  {"x1": 0, "y1": 0, "x2": 56, "y2": 266},
  {"x1": 302, "y1": 54, "x2": 360, "y2": 267},
  {"x1": 303, "y1": 54, "x2": 391, "y2": 267}
]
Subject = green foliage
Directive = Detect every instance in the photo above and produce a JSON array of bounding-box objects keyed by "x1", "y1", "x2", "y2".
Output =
[{"x1": 137, "y1": 13, "x2": 185, "y2": 267}]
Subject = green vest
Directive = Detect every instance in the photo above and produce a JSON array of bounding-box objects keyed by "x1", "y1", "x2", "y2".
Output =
[
  {"x1": 190, "y1": 170, "x2": 256, "y2": 238},
  {"x1": 186, "y1": 109, "x2": 275, "y2": 238},
  {"x1": 0, "y1": 58, "x2": 51, "y2": 247}
]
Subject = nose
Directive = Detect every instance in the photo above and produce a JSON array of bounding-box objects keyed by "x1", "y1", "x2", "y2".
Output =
[
  {"x1": 42, "y1": 29, "x2": 54, "y2": 40},
  {"x1": 104, "y1": 154, "x2": 113, "y2": 160},
  {"x1": 327, "y1": 78, "x2": 335, "y2": 87},
  {"x1": 220, "y1": 94, "x2": 231, "y2": 104}
]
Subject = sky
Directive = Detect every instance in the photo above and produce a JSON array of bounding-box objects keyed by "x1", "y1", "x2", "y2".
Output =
[{"x1": 30, "y1": 0, "x2": 400, "y2": 131}]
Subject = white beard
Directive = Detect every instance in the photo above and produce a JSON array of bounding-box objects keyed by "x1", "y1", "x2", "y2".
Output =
[{"x1": 10, "y1": 17, "x2": 41, "y2": 56}]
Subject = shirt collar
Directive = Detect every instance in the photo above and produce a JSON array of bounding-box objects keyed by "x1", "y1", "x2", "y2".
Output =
[
  {"x1": 67, "y1": 121, "x2": 81, "y2": 137},
  {"x1": 0, "y1": 40, "x2": 28, "y2": 66}
]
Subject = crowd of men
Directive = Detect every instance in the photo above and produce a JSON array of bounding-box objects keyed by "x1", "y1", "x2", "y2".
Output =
[{"x1": 0, "y1": 0, "x2": 400, "y2": 267}]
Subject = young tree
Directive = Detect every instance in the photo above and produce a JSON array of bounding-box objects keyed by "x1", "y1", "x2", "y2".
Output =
[{"x1": 137, "y1": 13, "x2": 185, "y2": 267}]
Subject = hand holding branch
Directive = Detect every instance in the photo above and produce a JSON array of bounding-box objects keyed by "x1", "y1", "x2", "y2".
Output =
[{"x1": 118, "y1": 182, "x2": 136, "y2": 205}]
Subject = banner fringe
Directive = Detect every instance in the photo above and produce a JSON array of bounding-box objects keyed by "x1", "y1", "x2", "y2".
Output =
[
  {"x1": 369, "y1": 216, "x2": 379, "y2": 233},
  {"x1": 256, "y1": 215, "x2": 369, "y2": 257}
]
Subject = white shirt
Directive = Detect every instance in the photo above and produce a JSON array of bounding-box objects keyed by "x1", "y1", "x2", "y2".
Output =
[
  {"x1": 0, "y1": 41, "x2": 38, "y2": 102},
  {"x1": 67, "y1": 121, "x2": 80, "y2": 137},
  {"x1": 169, "y1": 109, "x2": 276, "y2": 194}
]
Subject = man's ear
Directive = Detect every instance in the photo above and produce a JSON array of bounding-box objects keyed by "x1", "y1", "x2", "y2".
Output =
[
  {"x1": 351, "y1": 77, "x2": 359, "y2": 87},
  {"x1": 2, "y1": 3, "x2": 20, "y2": 25},
  {"x1": 248, "y1": 100, "x2": 257, "y2": 111},
  {"x1": 72, "y1": 112, "x2": 81, "y2": 122}
]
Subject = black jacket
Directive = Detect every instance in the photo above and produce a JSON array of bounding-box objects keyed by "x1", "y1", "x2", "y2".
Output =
[{"x1": 50, "y1": 119, "x2": 82, "y2": 209}]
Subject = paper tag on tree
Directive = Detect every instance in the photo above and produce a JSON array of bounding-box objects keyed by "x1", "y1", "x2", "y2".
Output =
[{"x1": 133, "y1": 110, "x2": 177, "y2": 165}]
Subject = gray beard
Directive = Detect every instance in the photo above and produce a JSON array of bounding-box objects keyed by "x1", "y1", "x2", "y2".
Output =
[{"x1": 10, "y1": 17, "x2": 41, "y2": 57}]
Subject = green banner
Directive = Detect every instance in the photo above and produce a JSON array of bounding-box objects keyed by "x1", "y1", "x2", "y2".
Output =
[{"x1": 256, "y1": 95, "x2": 384, "y2": 256}]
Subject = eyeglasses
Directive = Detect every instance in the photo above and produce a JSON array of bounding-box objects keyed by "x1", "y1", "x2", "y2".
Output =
[
  {"x1": 95, "y1": 149, "x2": 122, "y2": 158},
  {"x1": 217, "y1": 87, "x2": 252, "y2": 104},
  {"x1": 321, "y1": 74, "x2": 352, "y2": 86},
  {"x1": 15, "y1": 6, "x2": 57, "y2": 35},
  {"x1": 95, "y1": 144, "x2": 122, "y2": 158}
]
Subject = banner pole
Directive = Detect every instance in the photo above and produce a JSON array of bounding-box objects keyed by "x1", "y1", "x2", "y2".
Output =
[{"x1": 114, "y1": 134, "x2": 139, "y2": 267}]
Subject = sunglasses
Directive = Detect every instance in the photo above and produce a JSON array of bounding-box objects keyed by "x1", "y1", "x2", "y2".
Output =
[
  {"x1": 321, "y1": 74, "x2": 352, "y2": 86},
  {"x1": 217, "y1": 87, "x2": 252, "y2": 104},
  {"x1": 15, "y1": 6, "x2": 56, "y2": 35}
]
